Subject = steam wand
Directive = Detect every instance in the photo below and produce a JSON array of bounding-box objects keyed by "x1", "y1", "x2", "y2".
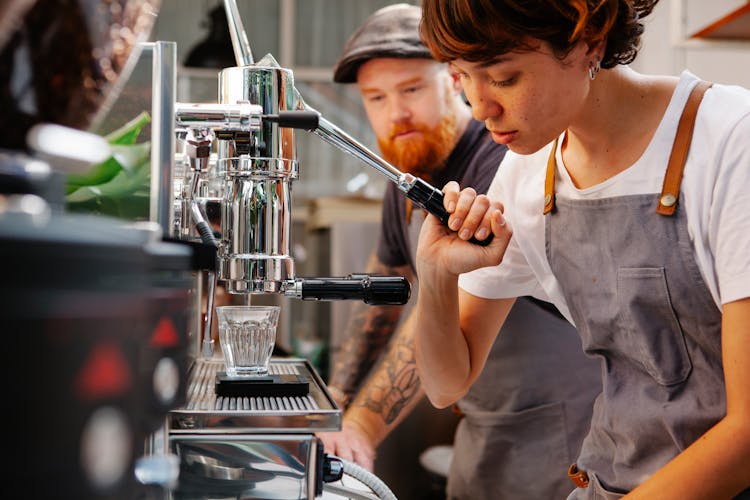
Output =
[{"x1": 184, "y1": 128, "x2": 219, "y2": 358}]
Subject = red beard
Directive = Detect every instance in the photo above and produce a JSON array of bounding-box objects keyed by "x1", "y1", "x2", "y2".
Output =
[{"x1": 377, "y1": 112, "x2": 457, "y2": 182}]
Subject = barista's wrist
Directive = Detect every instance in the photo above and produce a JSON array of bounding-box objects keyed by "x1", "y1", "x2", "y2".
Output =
[
  {"x1": 328, "y1": 385, "x2": 351, "y2": 409},
  {"x1": 344, "y1": 407, "x2": 383, "y2": 447}
]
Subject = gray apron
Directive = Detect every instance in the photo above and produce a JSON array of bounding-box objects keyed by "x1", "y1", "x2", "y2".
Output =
[
  {"x1": 544, "y1": 81, "x2": 750, "y2": 499},
  {"x1": 447, "y1": 297, "x2": 601, "y2": 500},
  {"x1": 409, "y1": 206, "x2": 602, "y2": 500}
]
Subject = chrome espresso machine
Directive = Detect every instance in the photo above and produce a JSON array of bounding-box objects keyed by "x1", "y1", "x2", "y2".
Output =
[
  {"x1": 145, "y1": 0, "x2": 483, "y2": 497},
  {"x1": 144, "y1": 0, "x2": 456, "y2": 497}
]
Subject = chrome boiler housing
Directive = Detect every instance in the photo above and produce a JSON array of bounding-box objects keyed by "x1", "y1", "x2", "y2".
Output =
[{"x1": 218, "y1": 59, "x2": 299, "y2": 293}]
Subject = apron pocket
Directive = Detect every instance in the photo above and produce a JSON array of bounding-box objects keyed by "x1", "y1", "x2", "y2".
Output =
[
  {"x1": 588, "y1": 471, "x2": 626, "y2": 500},
  {"x1": 565, "y1": 471, "x2": 627, "y2": 500},
  {"x1": 616, "y1": 267, "x2": 692, "y2": 386}
]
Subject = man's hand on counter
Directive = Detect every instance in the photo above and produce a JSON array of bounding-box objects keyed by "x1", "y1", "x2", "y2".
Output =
[{"x1": 317, "y1": 418, "x2": 377, "y2": 472}]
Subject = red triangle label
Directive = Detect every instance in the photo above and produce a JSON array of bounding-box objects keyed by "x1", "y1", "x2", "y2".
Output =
[
  {"x1": 150, "y1": 317, "x2": 180, "y2": 348},
  {"x1": 75, "y1": 343, "x2": 132, "y2": 400}
]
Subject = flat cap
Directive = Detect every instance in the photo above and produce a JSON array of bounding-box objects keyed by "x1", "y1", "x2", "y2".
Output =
[{"x1": 332, "y1": 3, "x2": 431, "y2": 83}]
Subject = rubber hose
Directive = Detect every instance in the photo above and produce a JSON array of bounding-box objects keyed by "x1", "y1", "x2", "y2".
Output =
[{"x1": 326, "y1": 457, "x2": 397, "y2": 500}]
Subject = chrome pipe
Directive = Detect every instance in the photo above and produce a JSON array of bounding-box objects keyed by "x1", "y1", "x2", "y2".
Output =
[
  {"x1": 175, "y1": 102, "x2": 263, "y2": 131},
  {"x1": 149, "y1": 41, "x2": 177, "y2": 238},
  {"x1": 223, "y1": 0, "x2": 254, "y2": 66},
  {"x1": 294, "y1": 94, "x2": 418, "y2": 192},
  {"x1": 201, "y1": 271, "x2": 217, "y2": 359},
  {"x1": 311, "y1": 114, "x2": 401, "y2": 186}
]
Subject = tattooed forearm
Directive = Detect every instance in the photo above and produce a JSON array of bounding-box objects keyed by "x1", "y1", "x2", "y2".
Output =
[
  {"x1": 329, "y1": 302, "x2": 403, "y2": 399},
  {"x1": 355, "y1": 327, "x2": 421, "y2": 425},
  {"x1": 328, "y1": 253, "x2": 414, "y2": 403}
]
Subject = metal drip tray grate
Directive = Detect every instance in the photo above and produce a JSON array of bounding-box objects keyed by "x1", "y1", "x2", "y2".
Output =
[{"x1": 168, "y1": 357, "x2": 341, "y2": 434}]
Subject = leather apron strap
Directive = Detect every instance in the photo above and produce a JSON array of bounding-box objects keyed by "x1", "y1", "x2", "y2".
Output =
[
  {"x1": 656, "y1": 80, "x2": 713, "y2": 215},
  {"x1": 543, "y1": 137, "x2": 558, "y2": 215},
  {"x1": 542, "y1": 80, "x2": 713, "y2": 216}
]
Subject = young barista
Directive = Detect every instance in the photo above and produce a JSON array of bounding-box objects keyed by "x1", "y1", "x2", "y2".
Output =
[
  {"x1": 412, "y1": 0, "x2": 750, "y2": 498},
  {"x1": 319, "y1": 4, "x2": 602, "y2": 499}
]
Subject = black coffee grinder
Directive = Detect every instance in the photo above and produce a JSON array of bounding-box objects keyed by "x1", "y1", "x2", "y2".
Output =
[{"x1": 0, "y1": 1, "x2": 201, "y2": 498}]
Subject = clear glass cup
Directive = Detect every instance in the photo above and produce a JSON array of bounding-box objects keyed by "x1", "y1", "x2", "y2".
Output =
[{"x1": 215, "y1": 305, "x2": 280, "y2": 377}]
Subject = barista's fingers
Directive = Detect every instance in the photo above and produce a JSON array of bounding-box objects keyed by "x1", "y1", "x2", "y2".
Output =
[
  {"x1": 492, "y1": 203, "x2": 510, "y2": 233},
  {"x1": 456, "y1": 192, "x2": 489, "y2": 240},
  {"x1": 442, "y1": 181, "x2": 461, "y2": 213},
  {"x1": 472, "y1": 200, "x2": 504, "y2": 241},
  {"x1": 448, "y1": 186, "x2": 477, "y2": 231}
]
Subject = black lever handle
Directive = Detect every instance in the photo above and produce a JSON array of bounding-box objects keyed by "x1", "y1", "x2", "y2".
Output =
[
  {"x1": 405, "y1": 178, "x2": 493, "y2": 246},
  {"x1": 263, "y1": 110, "x2": 320, "y2": 131},
  {"x1": 295, "y1": 275, "x2": 410, "y2": 305}
]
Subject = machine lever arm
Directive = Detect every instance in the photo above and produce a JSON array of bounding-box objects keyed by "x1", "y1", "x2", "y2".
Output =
[{"x1": 300, "y1": 102, "x2": 492, "y2": 246}]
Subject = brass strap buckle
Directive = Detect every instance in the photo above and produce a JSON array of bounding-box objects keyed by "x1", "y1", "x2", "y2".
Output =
[
  {"x1": 451, "y1": 403, "x2": 464, "y2": 417},
  {"x1": 567, "y1": 464, "x2": 590, "y2": 488}
]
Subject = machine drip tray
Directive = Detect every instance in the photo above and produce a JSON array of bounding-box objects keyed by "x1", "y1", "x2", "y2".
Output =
[
  {"x1": 215, "y1": 371, "x2": 309, "y2": 398},
  {"x1": 169, "y1": 357, "x2": 340, "y2": 434}
]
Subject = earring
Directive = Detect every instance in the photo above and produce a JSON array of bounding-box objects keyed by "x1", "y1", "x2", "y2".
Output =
[{"x1": 588, "y1": 60, "x2": 601, "y2": 81}]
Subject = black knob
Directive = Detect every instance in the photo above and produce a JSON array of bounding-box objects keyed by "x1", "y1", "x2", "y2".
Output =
[
  {"x1": 297, "y1": 275, "x2": 411, "y2": 305},
  {"x1": 263, "y1": 110, "x2": 320, "y2": 130}
]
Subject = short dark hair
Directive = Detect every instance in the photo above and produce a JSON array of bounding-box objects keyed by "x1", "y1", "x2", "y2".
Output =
[{"x1": 420, "y1": 0, "x2": 658, "y2": 69}]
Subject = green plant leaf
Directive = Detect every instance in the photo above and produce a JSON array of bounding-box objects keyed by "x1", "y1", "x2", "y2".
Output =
[
  {"x1": 105, "y1": 111, "x2": 152, "y2": 145},
  {"x1": 66, "y1": 149, "x2": 151, "y2": 203},
  {"x1": 65, "y1": 112, "x2": 151, "y2": 192}
]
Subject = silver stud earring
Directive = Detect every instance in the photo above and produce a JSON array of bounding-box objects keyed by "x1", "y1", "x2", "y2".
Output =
[{"x1": 588, "y1": 60, "x2": 601, "y2": 81}]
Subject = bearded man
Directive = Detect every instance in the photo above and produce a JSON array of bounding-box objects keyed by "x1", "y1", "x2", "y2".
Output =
[{"x1": 318, "y1": 5, "x2": 602, "y2": 499}]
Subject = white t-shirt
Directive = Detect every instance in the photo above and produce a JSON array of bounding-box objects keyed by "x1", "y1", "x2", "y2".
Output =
[{"x1": 459, "y1": 71, "x2": 750, "y2": 325}]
